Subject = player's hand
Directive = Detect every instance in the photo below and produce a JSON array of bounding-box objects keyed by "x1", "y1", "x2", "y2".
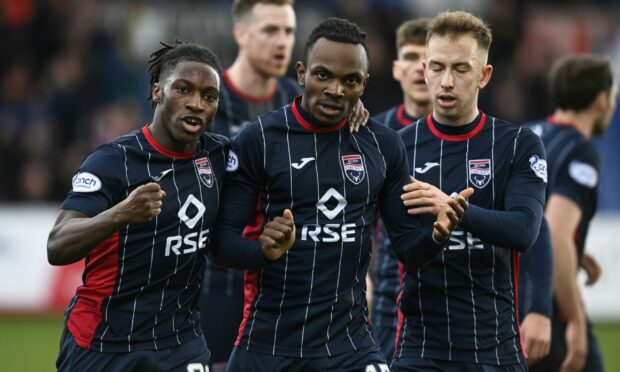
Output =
[
  {"x1": 348, "y1": 99, "x2": 369, "y2": 133},
  {"x1": 432, "y1": 187, "x2": 473, "y2": 243},
  {"x1": 402, "y1": 177, "x2": 452, "y2": 216},
  {"x1": 260, "y1": 209, "x2": 296, "y2": 261},
  {"x1": 561, "y1": 319, "x2": 588, "y2": 372},
  {"x1": 113, "y1": 182, "x2": 166, "y2": 225},
  {"x1": 580, "y1": 252, "x2": 602, "y2": 286},
  {"x1": 520, "y1": 312, "x2": 551, "y2": 366}
]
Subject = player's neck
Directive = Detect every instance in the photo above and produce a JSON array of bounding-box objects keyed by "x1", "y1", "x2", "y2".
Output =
[
  {"x1": 551, "y1": 109, "x2": 595, "y2": 139},
  {"x1": 403, "y1": 96, "x2": 432, "y2": 119},
  {"x1": 227, "y1": 58, "x2": 278, "y2": 98},
  {"x1": 433, "y1": 107, "x2": 480, "y2": 127}
]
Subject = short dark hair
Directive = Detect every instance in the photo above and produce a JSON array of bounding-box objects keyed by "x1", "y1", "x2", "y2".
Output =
[
  {"x1": 396, "y1": 18, "x2": 430, "y2": 50},
  {"x1": 303, "y1": 17, "x2": 369, "y2": 66},
  {"x1": 146, "y1": 40, "x2": 222, "y2": 107},
  {"x1": 549, "y1": 54, "x2": 614, "y2": 111},
  {"x1": 232, "y1": 0, "x2": 294, "y2": 23},
  {"x1": 427, "y1": 11, "x2": 492, "y2": 53}
]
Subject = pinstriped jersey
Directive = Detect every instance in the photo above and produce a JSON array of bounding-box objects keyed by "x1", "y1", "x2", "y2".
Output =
[
  {"x1": 223, "y1": 97, "x2": 417, "y2": 358},
  {"x1": 395, "y1": 113, "x2": 547, "y2": 365},
  {"x1": 61, "y1": 126, "x2": 228, "y2": 352},
  {"x1": 526, "y1": 118, "x2": 600, "y2": 257},
  {"x1": 371, "y1": 104, "x2": 417, "y2": 329},
  {"x1": 203, "y1": 71, "x2": 301, "y2": 300},
  {"x1": 208, "y1": 71, "x2": 301, "y2": 138}
]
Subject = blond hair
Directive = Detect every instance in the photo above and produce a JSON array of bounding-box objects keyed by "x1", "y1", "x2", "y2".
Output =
[{"x1": 427, "y1": 11, "x2": 492, "y2": 53}]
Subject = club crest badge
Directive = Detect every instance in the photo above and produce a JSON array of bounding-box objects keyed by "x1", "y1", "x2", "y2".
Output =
[
  {"x1": 342, "y1": 154, "x2": 365, "y2": 185},
  {"x1": 469, "y1": 159, "x2": 491, "y2": 189},
  {"x1": 195, "y1": 157, "x2": 214, "y2": 188}
]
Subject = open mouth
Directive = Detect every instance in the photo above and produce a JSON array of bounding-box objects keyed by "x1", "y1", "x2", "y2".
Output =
[
  {"x1": 437, "y1": 94, "x2": 456, "y2": 108},
  {"x1": 273, "y1": 54, "x2": 286, "y2": 64},
  {"x1": 181, "y1": 116, "x2": 204, "y2": 133},
  {"x1": 318, "y1": 101, "x2": 344, "y2": 117}
]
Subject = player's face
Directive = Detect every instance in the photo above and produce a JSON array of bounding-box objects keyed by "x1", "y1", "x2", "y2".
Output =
[
  {"x1": 296, "y1": 38, "x2": 369, "y2": 126},
  {"x1": 239, "y1": 3, "x2": 296, "y2": 78},
  {"x1": 593, "y1": 80, "x2": 618, "y2": 136},
  {"x1": 393, "y1": 43, "x2": 429, "y2": 104},
  {"x1": 424, "y1": 34, "x2": 492, "y2": 125},
  {"x1": 151, "y1": 61, "x2": 220, "y2": 153}
]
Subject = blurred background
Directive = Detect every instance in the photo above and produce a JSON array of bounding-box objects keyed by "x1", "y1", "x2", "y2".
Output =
[{"x1": 0, "y1": 0, "x2": 619, "y2": 370}]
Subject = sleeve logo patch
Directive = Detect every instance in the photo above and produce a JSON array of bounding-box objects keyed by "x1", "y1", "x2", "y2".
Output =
[
  {"x1": 72, "y1": 172, "x2": 102, "y2": 192},
  {"x1": 226, "y1": 150, "x2": 239, "y2": 172},
  {"x1": 569, "y1": 160, "x2": 598, "y2": 188},
  {"x1": 529, "y1": 155, "x2": 548, "y2": 183}
]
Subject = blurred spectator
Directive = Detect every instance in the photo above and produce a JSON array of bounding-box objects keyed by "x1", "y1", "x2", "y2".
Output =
[{"x1": 1, "y1": 0, "x2": 619, "y2": 211}]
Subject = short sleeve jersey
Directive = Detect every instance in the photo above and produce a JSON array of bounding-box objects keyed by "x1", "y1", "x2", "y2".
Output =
[
  {"x1": 62, "y1": 126, "x2": 228, "y2": 352},
  {"x1": 395, "y1": 114, "x2": 547, "y2": 365},
  {"x1": 526, "y1": 118, "x2": 600, "y2": 255},
  {"x1": 222, "y1": 97, "x2": 417, "y2": 358}
]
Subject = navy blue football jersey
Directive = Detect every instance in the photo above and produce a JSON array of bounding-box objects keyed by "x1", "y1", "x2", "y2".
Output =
[
  {"x1": 61, "y1": 126, "x2": 228, "y2": 353},
  {"x1": 209, "y1": 71, "x2": 301, "y2": 138},
  {"x1": 203, "y1": 72, "x2": 301, "y2": 300},
  {"x1": 395, "y1": 113, "x2": 547, "y2": 365},
  {"x1": 370, "y1": 104, "x2": 418, "y2": 333},
  {"x1": 215, "y1": 97, "x2": 440, "y2": 359},
  {"x1": 373, "y1": 103, "x2": 417, "y2": 131},
  {"x1": 526, "y1": 118, "x2": 600, "y2": 256}
]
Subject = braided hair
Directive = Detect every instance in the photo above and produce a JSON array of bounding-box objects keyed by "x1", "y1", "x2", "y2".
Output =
[{"x1": 146, "y1": 40, "x2": 222, "y2": 107}]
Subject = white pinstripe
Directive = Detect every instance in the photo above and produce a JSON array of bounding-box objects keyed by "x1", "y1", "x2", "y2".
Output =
[
  {"x1": 100, "y1": 145, "x2": 131, "y2": 351},
  {"x1": 351, "y1": 132, "x2": 375, "y2": 344},
  {"x1": 507, "y1": 124, "x2": 522, "y2": 360},
  {"x1": 272, "y1": 108, "x2": 294, "y2": 355},
  {"x1": 246, "y1": 117, "x2": 270, "y2": 349},
  {"x1": 438, "y1": 139, "x2": 453, "y2": 360},
  {"x1": 300, "y1": 131, "x2": 320, "y2": 358},
  {"x1": 325, "y1": 130, "x2": 349, "y2": 356}
]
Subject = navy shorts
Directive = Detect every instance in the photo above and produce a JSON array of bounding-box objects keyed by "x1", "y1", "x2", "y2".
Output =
[
  {"x1": 530, "y1": 316, "x2": 603, "y2": 372},
  {"x1": 200, "y1": 289, "x2": 244, "y2": 364},
  {"x1": 391, "y1": 357, "x2": 527, "y2": 372},
  {"x1": 226, "y1": 346, "x2": 388, "y2": 372},
  {"x1": 56, "y1": 327, "x2": 211, "y2": 372}
]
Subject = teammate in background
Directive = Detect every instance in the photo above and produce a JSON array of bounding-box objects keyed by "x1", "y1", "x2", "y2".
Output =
[
  {"x1": 212, "y1": 18, "x2": 471, "y2": 371},
  {"x1": 47, "y1": 41, "x2": 228, "y2": 371},
  {"x1": 200, "y1": 1, "x2": 368, "y2": 369},
  {"x1": 370, "y1": 18, "x2": 431, "y2": 364},
  {"x1": 393, "y1": 11, "x2": 548, "y2": 371},
  {"x1": 528, "y1": 54, "x2": 616, "y2": 372},
  {"x1": 201, "y1": 1, "x2": 298, "y2": 370},
  {"x1": 517, "y1": 217, "x2": 553, "y2": 366}
]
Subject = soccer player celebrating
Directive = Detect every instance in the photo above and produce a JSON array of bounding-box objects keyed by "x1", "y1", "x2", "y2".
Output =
[
  {"x1": 48, "y1": 41, "x2": 228, "y2": 371},
  {"x1": 370, "y1": 18, "x2": 432, "y2": 364},
  {"x1": 212, "y1": 17, "x2": 471, "y2": 371},
  {"x1": 528, "y1": 54, "x2": 616, "y2": 372},
  {"x1": 393, "y1": 11, "x2": 549, "y2": 371},
  {"x1": 200, "y1": 1, "x2": 368, "y2": 369}
]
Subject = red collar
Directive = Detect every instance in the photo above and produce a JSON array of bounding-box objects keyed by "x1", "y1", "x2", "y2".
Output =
[
  {"x1": 142, "y1": 125, "x2": 195, "y2": 159},
  {"x1": 224, "y1": 70, "x2": 277, "y2": 103},
  {"x1": 291, "y1": 96, "x2": 348, "y2": 133},
  {"x1": 426, "y1": 113, "x2": 487, "y2": 142}
]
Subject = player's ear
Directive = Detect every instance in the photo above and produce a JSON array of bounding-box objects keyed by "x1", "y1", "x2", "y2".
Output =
[
  {"x1": 295, "y1": 61, "x2": 306, "y2": 87},
  {"x1": 478, "y1": 64, "x2": 493, "y2": 89},
  {"x1": 233, "y1": 22, "x2": 247, "y2": 46},
  {"x1": 392, "y1": 60, "x2": 402, "y2": 81},
  {"x1": 151, "y1": 83, "x2": 161, "y2": 104}
]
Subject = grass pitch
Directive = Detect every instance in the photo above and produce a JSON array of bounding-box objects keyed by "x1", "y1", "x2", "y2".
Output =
[{"x1": 0, "y1": 315, "x2": 618, "y2": 371}]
